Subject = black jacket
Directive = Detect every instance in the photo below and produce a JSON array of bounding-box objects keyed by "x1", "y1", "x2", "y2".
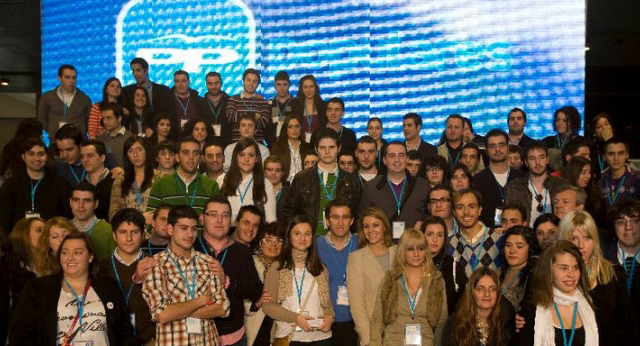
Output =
[
  {"x1": 290, "y1": 98, "x2": 328, "y2": 131},
  {"x1": 504, "y1": 174, "x2": 568, "y2": 223},
  {"x1": 123, "y1": 82, "x2": 180, "y2": 139},
  {"x1": 198, "y1": 91, "x2": 233, "y2": 148},
  {"x1": 406, "y1": 139, "x2": 438, "y2": 162},
  {"x1": 516, "y1": 134, "x2": 535, "y2": 149},
  {"x1": 282, "y1": 164, "x2": 361, "y2": 231},
  {"x1": 473, "y1": 167, "x2": 525, "y2": 228},
  {"x1": 8, "y1": 274, "x2": 136, "y2": 346},
  {"x1": 310, "y1": 126, "x2": 358, "y2": 155}
]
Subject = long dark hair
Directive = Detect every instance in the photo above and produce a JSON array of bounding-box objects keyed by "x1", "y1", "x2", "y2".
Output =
[
  {"x1": 499, "y1": 226, "x2": 540, "y2": 288},
  {"x1": 563, "y1": 156, "x2": 605, "y2": 220},
  {"x1": 181, "y1": 118, "x2": 215, "y2": 143},
  {"x1": 278, "y1": 214, "x2": 324, "y2": 276},
  {"x1": 276, "y1": 115, "x2": 306, "y2": 148},
  {"x1": 148, "y1": 112, "x2": 176, "y2": 147},
  {"x1": 100, "y1": 77, "x2": 124, "y2": 108},
  {"x1": 221, "y1": 138, "x2": 267, "y2": 204},
  {"x1": 121, "y1": 136, "x2": 155, "y2": 198},
  {"x1": 125, "y1": 86, "x2": 154, "y2": 133},
  {"x1": 297, "y1": 75, "x2": 323, "y2": 112}
]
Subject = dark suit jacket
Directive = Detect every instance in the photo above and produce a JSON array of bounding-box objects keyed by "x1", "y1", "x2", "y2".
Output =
[
  {"x1": 123, "y1": 82, "x2": 180, "y2": 138},
  {"x1": 473, "y1": 166, "x2": 525, "y2": 228},
  {"x1": 8, "y1": 274, "x2": 136, "y2": 346},
  {"x1": 517, "y1": 133, "x2": 535, "y2": 149}
]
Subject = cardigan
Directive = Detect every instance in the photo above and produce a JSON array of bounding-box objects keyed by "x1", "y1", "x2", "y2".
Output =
[
  {"x1": 472, "y1": 166, "x2": 525, "y2": 228},
  {"x1": 37, "y1": 87, "x2": 92, "y2": 137},
  {"x1": 8, "y1": 274, "x2": 137, "y2": 346}
]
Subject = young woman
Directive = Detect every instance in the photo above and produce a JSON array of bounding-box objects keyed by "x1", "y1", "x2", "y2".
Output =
[
  {"x1": 515, "y1": 240, "x2": 597, "y2": 346},
  {"x1": 88, "y1": 77, "x2": 125, "y2": 139},
  {"x1": 110, "y1": 136, "x2": 164, "y2": 223},
  {"x1": 451, "y1": 163, "x2": 473, "y2": 192},
  {"x1": 558, "y1": 210, "x2": 632, "y2": 345},
  {"x1": 270, "y1": 115, "x2": 310, "y2": 182},
  {"x1": 182, "y1": 118, "x2": 215, "y2": 150},
  {"x1": 246, "y1": 223, "x2": 284, "y2": 346},
  {"x1": 543, "y1": 106, "x2": 582, "y2": 152},
  {"x1": 346, "y1": 207, "x2": 397, "y2": 346},
  {"x1": 366, "y1": 117, "x2": 387, "y2": 168},
  {"x1": 370, "y1": 228, "x2": 448, "y2": 346},
  {"x1": 125, "y1": 86, "x2": 154, "y2": 136},
  {"x1": 534, "y1": 213, "x2": 560, "y2": 250},
  {"x1": 421, "y1": 155, "x2": 451, "y2": 188},
  {"x1": 589, "y1": 113, "x2": 615, "y2": 174},
  {"x1": 499, "y1": 226, "x2": 540, "y2": 312},
  {"x1": 262, "y1": 215, "x2": 334, "y2": 346},
  {"x1": 33, "y1": 217, "x2": 79, "y2": 277},
  {"x1": 563, "y1": 156, "x2": 606, "y2": 226},
  {"x1": 291, "y1": 75, "x2": 327, "y2": 141},
  {"x1": 441, "y1": 267, "x2": 511, "y2": 346},
  {"x1": 0, "y1": 118, "x2": 43, "y2": 181},
  {"x1": 9, "y1": 232, "x2": 136, "y2": 345},
  {"x1": 7, "y1": 217, "x2": 45, "y2": 274},
  {"x1": 221, "y1": 137, "x2": 276, "y2": 223},
  {"x1": 147, "y1": 112, "x2": 175, "y2": 149}
]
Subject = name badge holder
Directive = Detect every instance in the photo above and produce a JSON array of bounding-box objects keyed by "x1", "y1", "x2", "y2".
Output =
[
  {"x1": 404, "y1": 324, "x2": 422, "y2": 346},
  {"x1": 72, "y1": 340, "x2": 94, "y2": 346},
  {"x1": 212, "y1": 124, "x2": 221, "y2": 137},
  {"x1": 393, "y1": 221, "x2": 405, "y2": 239},
  {"x1": 186, "y1": 317, "x2": 203, "y2": 335},
  {"x1": 180, "y1": 119, "x2": 188, "y2": 129},
  {"x1": 59, "y1": 121, "x2": 68, "y2": 129},
  {"x1": 337, "y1": 285, "x2": 349, "y2": 305},
  {"x1": 276, "y1": 122, "x2": 283, "y2": 138},
  {"x1": 25, "y1": 211, "x2": 40, "y2": 219},
  {"x1": 305, "y1": 132, "x2": 312, "y2": 143},
  {"x1": 494, "y1": 208, "x2": 503, "y2": 227}
]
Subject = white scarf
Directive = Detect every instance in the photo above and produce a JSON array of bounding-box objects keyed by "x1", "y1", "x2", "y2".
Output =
[{"x1": 534, "y1": 287, "x2": 598, "y2": 346}]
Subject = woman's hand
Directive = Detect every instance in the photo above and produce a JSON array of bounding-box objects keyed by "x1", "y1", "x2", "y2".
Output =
[
  {"x1": 514, "y1": 314, "x2": 525, "y2": 332},
  {"x1": 295, "y1": 314, "x2": 313, "y2": 332},
  {"x1": 255, "y1": 289, "x2": 272, "y2": 309},
  {"x1": 318, "y1": 314, "x2": 334, "y2": 332}
]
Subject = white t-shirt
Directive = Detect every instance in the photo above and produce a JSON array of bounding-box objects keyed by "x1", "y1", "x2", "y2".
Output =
[
  {"x1": 493, "y1": 171, "x2": 508, "y2": 187},
  {"x1": 57, "y1": 286, "x2": 109, "y2": 346},
  {"x1": 528, "y1": 183, "x2": 550, "y2": 224}
]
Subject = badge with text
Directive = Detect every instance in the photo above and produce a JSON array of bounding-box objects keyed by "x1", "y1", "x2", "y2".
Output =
[
  {"x1": 25, "y1": 210, "x2": 40, "y2": 219},
  {"x1": 494, "y1": 208, "x2": 503, "y2": 227},
  {"x1": 337, "y1": 285, "x2": 349, "y2": 306},
  {"x1": 186, "y1": 317, "x2": 203, "y2": 335},
  {"x1": 212, "y1": 124, "x2": 221, "y2": 137},
  {"x1": 404, "y1": 324, "x2": 422, "y2": 346},
  {"x1": 393, "y1": 221, "x2": 406, "y2": 239}
]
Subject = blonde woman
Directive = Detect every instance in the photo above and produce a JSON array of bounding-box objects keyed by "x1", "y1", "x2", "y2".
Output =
[
  {"x1": 558, "y1": 210, "x2": 632, "y2": 345},
  {"x1": 347, "y1": 207, "x2": 397, "y2": 346},
  {"x1": 33, "y1": 217, "x2": 79, "y2": 276},
  {"x1": 370, "y1": 228, "x2": 447, "y2": 346}
]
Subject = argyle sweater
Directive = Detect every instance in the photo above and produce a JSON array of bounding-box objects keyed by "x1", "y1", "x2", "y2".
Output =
[
  {"x1": 446, "y1": 224, "x2": 503, "y2": 278},
  {"x1": 146, "y1": 172, "x2": 219, "y2": 215}
]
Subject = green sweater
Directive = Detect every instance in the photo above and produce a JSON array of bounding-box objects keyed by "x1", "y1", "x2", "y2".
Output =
[
  {"x1": 146, "y1": 172, "x2": 220, "y2": 215},
  {"x1": 90, "y1": 219, "x2": 117, "y2": 260}
]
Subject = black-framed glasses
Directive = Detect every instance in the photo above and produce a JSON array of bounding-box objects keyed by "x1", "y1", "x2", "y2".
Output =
[{"x1": 535, "y1": 194, "x2": 544, "y2": 213}]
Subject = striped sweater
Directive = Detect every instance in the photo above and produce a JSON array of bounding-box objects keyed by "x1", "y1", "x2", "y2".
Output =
[
  {"x1": 146, "y1": 172, "x2": 220, "y2": 215},
  {"x1": 225, "y1": 95, "x2": 271, "y2": 142}
]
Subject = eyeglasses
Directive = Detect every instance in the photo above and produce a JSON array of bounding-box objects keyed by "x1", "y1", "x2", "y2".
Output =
[
  {"x1": 615, "y1": 217, "x2": 640, "y2": 228},
  {"x1": 429, "y1": 197, "x2": 451, "y2": 205},
  {"x1": 535, "y1": 194, "x2": 544, "y2": 213},
  {"x1": 262, "y1": 237, "x2": 283, "y2": 245},
  {"x1": 329, "y1": 214, "x2": 352, "y2": 221},
  {"x1": 427, "y1": 167, "x2": 444, "y2": 173}
]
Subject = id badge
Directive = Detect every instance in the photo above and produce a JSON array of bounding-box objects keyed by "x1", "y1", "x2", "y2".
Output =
[
  {"x1": 25, "y1": 210, "x2": 40, "y2": 219},
  {"x1": 308, "y1": 318, "x2": 323, "y2": 328},
  {"x1": 186, "y1": 317, "x2": 203, "y2": 335},
  {"x1": 72, "y1": 337, "x2": 94, "y2": 346},
  {"x1": 404, "y1": 324, "x2": 422, "y2": 346},
  {"x1": 296, "y1": 310, "x2": 310, "y2": 332},
  {"x1": 276, "y1": 123, "x2": 283, "y2": 137},
  {"x1": 285, "y1": 105, "x2": 291, "y2": 113},
  {"x1": 494, "y1": 208, "x2": 503, "y2": 227},
  {"x1": 130, "y1": 312, "x2": 136, "y2": 329},
  {"x1": 59, "y1": 121, "x2": 68, "y2": 129},
  {"x1": 271, "y1": 107, "x2": 279, "y2": 120},
  {"x1": 305, "y1": 132, "x2": 312, "y2": 143},
  {"x1": 337, "y1": 285, "x2": 349, "y2": 306},
  {"x1": 393, "y1": 221, "x2": 405, "y2": 239},
  {"x1": 180, "y1": 119, "x2": 188, "y2": 128},
  {"x1": 212, "y1": 124, "x2": 221, "y2": 136}
]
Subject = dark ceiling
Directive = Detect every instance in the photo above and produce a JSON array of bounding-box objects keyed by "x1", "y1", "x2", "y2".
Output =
[{"x1": 0, "y1": 0, "x2": 639, "y2": 126}]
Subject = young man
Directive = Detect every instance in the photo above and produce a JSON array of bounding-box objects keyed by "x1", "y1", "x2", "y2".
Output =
[
  {"x1": 311, "y1": 97, "x2": 357, "y2": 154},
  {"x1": 155, "y1": 140, "x2": 177, "y2": 174},
  {"x1": 172, "y1": 70, "x2": 203, "y2": 126},
  {"x1": 265, "y1": 70, "x2": 293, "y2": 147},
  {"x1": 473, "y1": 129, "x2": 526, "y2": 228},
  {"x1": 96, "y1": 102, "x2": 134, "y2": 168},
  {"x1": 316, "y1": 199, "x2": 358, "y2": 344},
  {"x1": 406, "y1": 150, "x2": 422, "y2": 177},
  {"x1": 403, "y1": 112, "x2": 437, "y2": 161},
  {"x1": 141, "y1": 204, "x2": 172, "y2": 255},
  {"x1": 359, "y1": 141, "x2": 430, "y2": 233},
  {"x1": 598, "y1": 137, "x2": 640, "y2": 209},
  {"x1": 303, "y1": 150, "x2": 319, "y2": 169},
  {"x1": 142, "y1": 205, "x2": 230, "y2": 345},
  {"x1": 355, "y1": 136, "x2": 379, "y2": 184},
  {"x1": 507, "y1": 107, "x2": 534, "y2": 148},
  {"x1": 70, "y1": 182, "x2": 116, "y2": 260},
  {"x1": 80, "y1": 140, "x2": 114, "y2": 220},
  {"x1": 283, "y1": 128, "x2": 361, "y2": 235},
  {"x1": 460, "y1": 142, "x2": 484, "y2": 175},
  {"x1": 98, "y1": 208, "x2": 155, "y2": 345},
  {"x1": 462, "y1": 117, "x2": 486, "y2": 151},
  {"x1": 223, "y1": 114, "x2": 270, "y2": 172},
  {"x1": 0, "y1": 138, "x2": 70, "y2": 235},
  {"x1": 505, "y1": 140, "x2": 568, "y2": 224},
  {"x1": 447, "y1": 189, "x2": 504, "y2": 279},
  {"x1": 507, "y1": 144, "x2": 525, "y2": 171},
  {"x1": 499, "y1": 204, "x2": 528, "y2": 231},
  {"x1": 225, "y1": 68, "x2": 271, "y2": 143},
  {"x1": 232, "y1": 205, "x2": 263, "y2": 246},
  {"x1": 203, "y1": 141, "x2": 225, "y2": 186},
  {"x1": 264, "y1": 156, "x2": 289, "y2": 229},
  {"x1": 338, "y1": 151, "x2": 356, "y2": 174},
  {"x1": 552, "y1": 185, "x2": 586, "y2": 220},
  {"x1": 199, "y1": 71, "x2": 232, "y2": 147},
  {"x1": 552, "y1": 137, "x2": 591, "y2": 177},
  {"x1": 194, "y1": 196, "x2": 262, "y2": 345},
  {"x1": 147, "y1": 136, "x2": 220, "y2": 216},
  {"x1": 53, "y1": 124, "x2": 100, "y2": 185},
  {"x1": 427, "y1": 185, "x2": 458, "y2": 236},
  {"x1": 37, "y1": 64, "x2": 92, "y2": 138},
  {"x1": 437, "y1": 114, "x2": 465, "y2": 166}
]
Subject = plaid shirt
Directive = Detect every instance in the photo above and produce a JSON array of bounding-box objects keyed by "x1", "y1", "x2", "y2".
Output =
[{"x1": 142, "y1": 248, "x2": 230, "y2": 346}]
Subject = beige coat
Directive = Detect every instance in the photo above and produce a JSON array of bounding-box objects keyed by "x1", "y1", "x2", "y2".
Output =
[{"x1": 346, "y1": 245, "x2": 397, "y2": 346}]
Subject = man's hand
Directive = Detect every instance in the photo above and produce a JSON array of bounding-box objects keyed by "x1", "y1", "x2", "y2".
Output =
[
  {"x1": 111, "y1": 167, "x2": 124, "y2": 179},
  {"x1": 208, "y1": 259, "x2": 225, "y2": 281},
  {"x1": 134, "y1": 257, "x2": 157, "y2": 282}
]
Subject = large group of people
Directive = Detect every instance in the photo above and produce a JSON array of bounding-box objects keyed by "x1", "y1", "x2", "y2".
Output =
[{"x1": 0, "y1": 59, "x2": 638, "y2": 346}]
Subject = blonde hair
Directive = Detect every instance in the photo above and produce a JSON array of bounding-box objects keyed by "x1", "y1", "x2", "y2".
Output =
[
  {"x1": 356, "y1": 207, "x2": 393, "y2": 248},
  {"x1": 394, "y1": 228, "x2": 434, "y2": 278},
  {"x1": 33, "y1": 217, "x2": 78, "y2": 276},
  {"x1": 8, "y1": 217, "x2": 45, "y2": 269},
  {"x1": 558, "y1": 210, "x2": 615, "y2": 286}
]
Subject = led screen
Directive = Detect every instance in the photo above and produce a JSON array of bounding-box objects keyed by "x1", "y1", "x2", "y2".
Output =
[{"x1": 42, "y1": 0, "x2": 585, "y2": 142}]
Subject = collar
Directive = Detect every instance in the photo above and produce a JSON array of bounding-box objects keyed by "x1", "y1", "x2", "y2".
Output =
[
  {"x1": 203, "y1": 234, "x2": 235, "y2": 254},
  {"x1": 509, "y1": 132, "x2": 524, "y2": 144},
  {"x1": 107, "y1": 126, "x2": 126, "y2": 138},
  {"x1": 57, "y1": 86, "x2": 77, "y2": 103},
  {"x1": 176, "y1": 169, "x2": 199, "y2": 186},
  {"x1": 73, "y1": 215, "x2": 98, "y2": 233},
  {"x1": 617, "y1": 243, "x2": 640, "y2": 263},
  {"x1": 86, "y1": 167, "x2": 110, "y2": 184},
  {"x1": 168, "y1": 246, "x2": 197, "y2": 261},
  {"x1": 241, "y1": 91, "x2": 257, "y2": 99},
  {"x1": 113, "y1": 249, "x2": 144, "y2": 266},
  {"x1": 460, "y1": 222, "x2": 487, "y2": 244},
  {"x1": 317, "y1": 163, "x2": 338, "y2": 175},
  {"x1": 325, "y1": 232, "x2": 353, "y2": 251},
  {"x1": 405, "y1": 139, "x2": 421, "y2": 151},
  {"x1": 602, "y1": 164, "x2": 631, "y2": 179}
]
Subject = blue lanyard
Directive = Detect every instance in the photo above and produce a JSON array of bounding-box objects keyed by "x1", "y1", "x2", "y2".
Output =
[
  {"x1": 554, "y1": 302, "x2": 578, "y2": 346},
  {"x1": 60, "y1": 90, "x2": 68, "y2": 120},
  {"x1": 237, "y1": 176, "x2": 254, "y2": 205},
  {"x1": 556, "y1": 134, "x2": 569, "y2": 150},
  {"x1": 448, "y1": 147, "x2": 461, "y2": 166},
  {"x1": 175, "y1": 95, "x2": 191, "y2": 117},
  {"x1": 168, "y1": 251, "x2": 198, "y2": 299},
  {"x1": 174, "y1": 173, "x2": 199, "y2": 207},
  {"x1": 386, "y1": 177, "x2": 406, "y2": 215},
  {"x1": 606, "y1": 175, "x2": 627, "y2": 205},
  {"x1": 62, "y1": 278, "x2": 90, "y2": 330},
  {"x1": 318, "y1": 170, "x2": 339, "y2": 200},
  {"x1": 400, "y1": 275, "x2": 419, "y2": 319},
  {"x1": 87, "y1": 218, "x2": 98, "y2": 237},
  {"x1": 69, "y1": 164, "x2": 86, "y2": 184},
  {"x1": 207, "y1": 99, "x2": 221, "y2": 123},
  {"x1": 622, "y1": 249, "x2": 639, "y2": 293},
  {"x1": 241, "y1": 98, "x2": 254, "y2": 112},
  {"x1": 198, "y1": 236, "x2": 229, "y2": 265},
  {"x1": 326, "y1": 235, "x2": 354, "y2": 284},
  {"x1": 133, "y1": 180, "x2": 143, "y2": 208},
  {"x1": 30, "y1": 178, "x2": 43, "y2": 211},
  {"x1": 490, "y1": 167, "x2": 510, "y2": 205},
  {"x1": 529, "y1": 179, "x2": 548, "y2": 213},
  {"x1": 293, "y1": 267, "x2": 306, "y2": 306},
  {"x1": 470, "y1": 227, "x2": 488, "y2": 271},
  {"x1": 276, "y1": 188, "x2": 283, "y2": 203},
  {"x1": 111, "y1": 252, "x2": 142, "y2": 305},
  {"x1": 598, "y1": 153, "x2": 606, "y2": 172},
  {"x1": 304, "y1": 104, "x2": 314, "y2": 131},
  {"x1": 377, "y1": 148, "x2": 382, "y2": 167},
  {"x1": 501, "y1": 271, "x2": 521, "y2": 294},
  {"x1": 277, "y1": 100, "x2": 290, "y2": 119}
]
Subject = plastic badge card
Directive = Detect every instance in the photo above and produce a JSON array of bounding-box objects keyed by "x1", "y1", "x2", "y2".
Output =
[{"x1": 404, "y1": 324, "x2": 421, "y2": 346}]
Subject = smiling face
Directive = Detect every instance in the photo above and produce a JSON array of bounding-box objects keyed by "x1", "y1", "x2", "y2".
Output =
[
  {"x1": 383, "y1": 144, "x2": 407, "y2": 175},
  {"x1": 235, "y1": 211, "x2": 261, "y2": 245},
  {"x1": 504, "y1": 234, "x2": 529, "y2": 267},
  {"x1": 204, "y1": 145, "x2": 223, "y2": 175},
  {"x1": 552, "y1": 252, "x2": 580, "y2": 294},
  {"x1": 326, "y1": 102, "x2": 344, "y2": 126},
  {"x1": 301, "y1": 79, "x2": 316, "y2": 99},
  {"x1": 60, "y1": 238, "x2": 93, "y2": 278},
  {"x1": 260, "y1": 233, "x2": 283, "y2": 260},
  {"x1": 454, "y1": 192, "x2": 482, "y2": 229},
  {"x1": 290, "y1": 222, "x2": 313, "y2": 251},
  {"x1": 22, "y1": 145, "x2": 47, "y2": 172},
  {"x1": 133, "y1": 88, "x2": 147, "y2": 109},
  {"x1": 362, "y1": 215, "x2": 385, "y2": 246},
  {"x1": 113, "y1": 222, "x2": 143, "y2": 256},
  {"x1": 424, "y1": 223, "x2": 446, "y2": 256},
  {"x1": 176, "y1": 141, "x2": 201, "y2": 175},
  {"x1": 131, "y1": 63, "x2": 148, "y2": 85},
  {"x1": 192, "y1": 122, "x2": 208, "y2": 143},
  {"x1": 326, "y1": 206, "x2": 353, "y2": 238},
  {"x1": 615, "y1": 214, "x2": 640, "y2": 249},
  {"x1": 243, "y1": 73, "x2": 259, "y2": 94}
]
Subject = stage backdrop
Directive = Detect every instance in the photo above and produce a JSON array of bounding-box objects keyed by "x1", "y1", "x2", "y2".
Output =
[{"x1": 42, "y1": 0, "x2": 585, "y2": 142}]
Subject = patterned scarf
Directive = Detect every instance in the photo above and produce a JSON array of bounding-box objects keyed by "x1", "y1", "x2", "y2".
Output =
[{"x1": 277, "y1": 248, "x2": 331, "y2": 309}]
